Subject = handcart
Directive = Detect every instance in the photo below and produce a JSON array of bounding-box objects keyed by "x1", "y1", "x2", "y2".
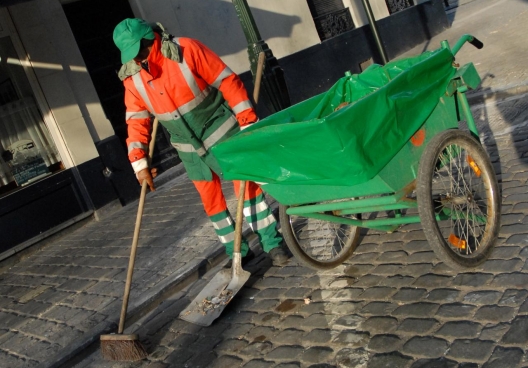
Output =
[{"x1": 212, "y1": 35, "x2": 500, "y2": 271}]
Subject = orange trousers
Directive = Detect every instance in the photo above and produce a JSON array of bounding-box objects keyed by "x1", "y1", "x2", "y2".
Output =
[{"x1": 192, "y1": 172, "x2": 263, "y2": 216}]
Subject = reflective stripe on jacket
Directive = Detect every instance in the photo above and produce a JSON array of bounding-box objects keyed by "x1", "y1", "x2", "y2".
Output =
[{"x1": 123, "y1": 33, "x2": 257, "y2": 180}]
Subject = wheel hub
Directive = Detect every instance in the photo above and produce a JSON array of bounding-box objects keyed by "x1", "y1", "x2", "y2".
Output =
[{"x1": 442, "y1": 192, "x2": 473, "y2": 206}]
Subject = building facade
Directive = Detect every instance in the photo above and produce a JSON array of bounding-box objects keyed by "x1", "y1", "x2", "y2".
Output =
[{"x1": 0, "y1": 0, "x2": 448, "y2": 260}]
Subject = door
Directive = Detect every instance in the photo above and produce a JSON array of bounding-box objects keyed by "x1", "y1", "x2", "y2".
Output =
[
  {"x1": 0, "y1": 15, "x2": 65, "y2": 197},
  {"x1": 0, "y1": 8, "x2": 90, "y2": 255}
]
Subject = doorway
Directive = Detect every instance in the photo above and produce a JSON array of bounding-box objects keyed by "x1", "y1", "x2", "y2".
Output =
[{"x1": 61, "y1": 0, "x2": 180, "y2": 172}]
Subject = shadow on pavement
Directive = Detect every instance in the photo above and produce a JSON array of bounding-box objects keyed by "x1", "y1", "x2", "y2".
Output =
[{"x1": 469, "y1": 77, "x2": 528, "y2": 182}]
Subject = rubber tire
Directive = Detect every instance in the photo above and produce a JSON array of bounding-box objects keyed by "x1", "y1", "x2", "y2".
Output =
[
  {"x1": 417, "y1": 130, "x2": 501, "y2": 270},
  {"x1": 279, "y1": 203, "x2": 360, "y2": 270}
]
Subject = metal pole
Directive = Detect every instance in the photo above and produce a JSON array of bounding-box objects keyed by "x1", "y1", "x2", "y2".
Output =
[
  {"x1": 361, "y1": 0, "x2": 388, "y2": 65},
  {"x1": 231, "y1": 0, "x2": 291, "y2": 112}
]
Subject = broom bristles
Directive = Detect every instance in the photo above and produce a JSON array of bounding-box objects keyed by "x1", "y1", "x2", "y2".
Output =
[{"x1": 100, "y1": 336, "x2": 147, "y2": 361}]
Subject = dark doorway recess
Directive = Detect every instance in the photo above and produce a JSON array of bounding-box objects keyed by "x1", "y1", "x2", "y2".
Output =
[{"x1": 62, "y1": 0, "x2": 180, "y2": 172}]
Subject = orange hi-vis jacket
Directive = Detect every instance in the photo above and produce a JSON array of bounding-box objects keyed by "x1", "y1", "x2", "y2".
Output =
[{"x1": 123, "y1": 33, "x2": 257, "y2": 181}]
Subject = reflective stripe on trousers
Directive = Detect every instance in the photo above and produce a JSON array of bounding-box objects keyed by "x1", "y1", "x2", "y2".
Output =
[
  {"x1": 209, "y1": 209, "x2": 249, "y2": 258},
  {"x1": 243, "y1": 197, "x2": 277, "y2": 231},
  {"x1": 241, "y1": 193, "x2": 282, "y2": 253},
  {"x1": 195, "y1": 173, "x2": 282, "y2": 255}
]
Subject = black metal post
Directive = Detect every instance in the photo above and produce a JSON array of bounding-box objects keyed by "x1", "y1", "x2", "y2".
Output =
[
  {"x1": 361, "y1": 0, "x2": 388, "y2": 65},
  {"x1": 231, "y1": 0, "x2": 291, "y2": 112}
]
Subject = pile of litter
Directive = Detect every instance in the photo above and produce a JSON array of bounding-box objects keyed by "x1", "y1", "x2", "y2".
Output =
[{"x1": 183, "y1": 289, "x2": 234, "y2": 316}]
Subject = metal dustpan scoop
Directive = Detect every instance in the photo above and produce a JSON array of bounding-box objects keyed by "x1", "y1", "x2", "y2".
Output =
[
  {"x1": 179, "y1": 252, "x2": 250, "y2": 326},
  {"x1": 180, "y1": 53, "x2": 265, "y2": 327},
  {"x1": 180, "y1": 181, "x2": 251, "y2": 326}
]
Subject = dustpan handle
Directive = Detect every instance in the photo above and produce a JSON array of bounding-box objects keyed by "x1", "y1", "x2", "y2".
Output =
[
  {"x1": 233, "y1": 180, "x2": 246, "y2": 254},
  {"x1": 233, "y1": 52, "x2": 265, "y2": 255}
]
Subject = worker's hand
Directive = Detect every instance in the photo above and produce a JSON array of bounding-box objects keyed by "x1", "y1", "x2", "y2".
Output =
[
  {"x1": 240, "y1": 120, "x2": 258, "y2": 131},
  {"x1": 137, "y1": 167, "x2": 158, "y2": 191}
]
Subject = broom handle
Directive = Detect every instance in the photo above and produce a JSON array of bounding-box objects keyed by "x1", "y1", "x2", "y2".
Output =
[
  {"x1": 118, "y1": 117, "x2": 159, "y2": 334},
  {"x1": 233, "y1": 52, "x2": 265, "y2": 254}
]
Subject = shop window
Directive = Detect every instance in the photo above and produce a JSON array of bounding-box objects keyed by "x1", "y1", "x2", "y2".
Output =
[
  {"x1": 0, "y1": 36, "x2": 63, "y2": 197},
  {"x1": 307, "y1": 0, "x2": 355, "y2": 41},
  {"x1": 385, "y1": 0, "x2": 414, "y2": 14}
]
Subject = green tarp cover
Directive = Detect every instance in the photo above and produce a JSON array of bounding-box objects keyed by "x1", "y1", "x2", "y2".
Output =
[{"x1": 212, "y1": 47, "x2": 456, "y2": 187}]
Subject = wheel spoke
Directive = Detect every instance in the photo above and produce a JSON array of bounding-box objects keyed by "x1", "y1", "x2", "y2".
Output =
[
  {"x1": 429, "y1": 141, "x2": 494, "y2": 257},
  {"x1": 417, "y1": 131, "x2": 499, "y2": 269},
  {"x1": 288, "y1": 206, "x2": 358, "y2": 263}
]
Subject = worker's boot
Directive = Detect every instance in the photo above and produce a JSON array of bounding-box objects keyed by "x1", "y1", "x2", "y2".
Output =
[{"x1": 269, "y1": 245, "x2": 289, "y2": 266}]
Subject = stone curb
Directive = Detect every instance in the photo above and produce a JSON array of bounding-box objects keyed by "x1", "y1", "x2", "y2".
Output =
[{"x1": 38, "y1": 242, "x2": 229, "y2": 368}]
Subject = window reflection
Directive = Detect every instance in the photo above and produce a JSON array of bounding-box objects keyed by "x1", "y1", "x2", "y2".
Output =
[{"x1": 0, "y1": 36, "x2": 63, "y2": 196}]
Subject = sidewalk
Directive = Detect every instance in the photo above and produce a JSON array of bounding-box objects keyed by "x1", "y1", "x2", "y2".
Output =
[
  {"x1": 399, "y1": 0, "x2": 528, "y2": 104},
  {"x1": 1, "y1": 0, "x2": 527, "y2": 367},
  {"x1": 0, "y1": 173, "x2": 231, "y2": 367},
  {"x1": 0, "y1": 162, "x2": 277, "y2": 368}
]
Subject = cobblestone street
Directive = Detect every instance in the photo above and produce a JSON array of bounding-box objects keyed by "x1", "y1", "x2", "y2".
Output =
[
  {"x1": 0, "y1": 175, "x2": 235, "y2": 368},
  {"x1": 1, "y1": 0, "x2": 527, "y2": 367},
  {"x1": 76, "y1": 116, "x2": 528, "y2": 367}
]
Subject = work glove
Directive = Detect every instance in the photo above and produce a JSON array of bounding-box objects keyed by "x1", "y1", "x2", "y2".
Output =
[
  {"x1": 240, "y1": 120, "x2": 258, "y2": 131},
  {"x1": 137, "y1": 167, "x2": 158, "y2": 191}
]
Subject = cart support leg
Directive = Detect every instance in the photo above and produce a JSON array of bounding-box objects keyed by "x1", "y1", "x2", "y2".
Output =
[{"x1": 457, "y1": 86, "x2": 480, "y2": 141}]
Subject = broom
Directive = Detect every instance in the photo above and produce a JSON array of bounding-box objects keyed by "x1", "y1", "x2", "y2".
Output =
[{"x1": 100, "y1": 117, "x2": 159, "y2": 361}]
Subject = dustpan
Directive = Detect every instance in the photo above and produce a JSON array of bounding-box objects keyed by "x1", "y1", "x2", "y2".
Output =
[
  {"x1": 179, "y1": 181, "x2": 251, "y2": 326},
  {"x1": 179, "y1": 53, "x2": 265, "y2": 326}
]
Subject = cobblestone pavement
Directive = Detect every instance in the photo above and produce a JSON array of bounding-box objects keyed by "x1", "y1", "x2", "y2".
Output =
[
  {"x1": 0, "y1": 176, "x2": 246, "y2": 368},
  {"x1": 1, "y1": 0, "x2": 528, "y2": 367},
  {"x1": 76, "y1": 122, "x2": 528, "y2": 367}
]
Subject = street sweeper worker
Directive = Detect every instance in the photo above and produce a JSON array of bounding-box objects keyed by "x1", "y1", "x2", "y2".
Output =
[{"x1": 113, "y1": 18, "x2": 289, "y2": 266}]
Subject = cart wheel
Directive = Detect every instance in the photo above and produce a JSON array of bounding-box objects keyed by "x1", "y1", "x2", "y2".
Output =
[
  {"x1": 279, "y1": 203, "x2": 360, "y2": 270},
  {"x1": 417, "y1": 130, "x2": 500, "y2": 270}
]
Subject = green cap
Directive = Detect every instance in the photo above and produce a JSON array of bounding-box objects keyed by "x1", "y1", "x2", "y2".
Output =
[{"x1": 113, "y1": 18, "x2": 155, "y2": 64}]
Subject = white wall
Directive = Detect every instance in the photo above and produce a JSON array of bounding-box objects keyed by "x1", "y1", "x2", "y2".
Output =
[
  {"x1": 127, "y1": 0, "x2": 394, "y2": 73},
  {"x1": 129, "y1": 0, "x2": 320, "y2": 74},
  {"x1": 345, "y1": 0, "x2": 391, "y2": 27},
  {"x1": 6, "y1": 0, "x2": 114, "y2": 167}
]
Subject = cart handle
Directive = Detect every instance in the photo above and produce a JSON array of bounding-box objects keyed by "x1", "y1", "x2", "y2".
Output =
[{"x1": 451, "y1": 34, "x2": 484, "y2": 56}]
